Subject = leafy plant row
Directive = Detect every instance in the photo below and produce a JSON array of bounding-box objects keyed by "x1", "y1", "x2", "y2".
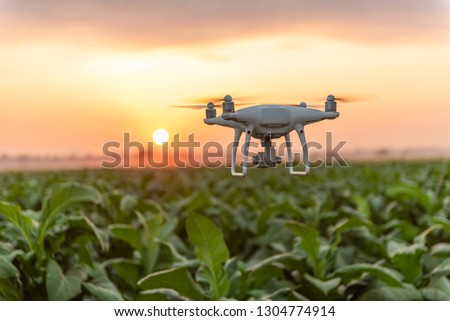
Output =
[{"x1": 0, "y1": 161, "x2": 449, "y2": 300}]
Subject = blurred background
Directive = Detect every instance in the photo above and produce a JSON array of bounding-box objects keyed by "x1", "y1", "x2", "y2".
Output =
[{"x1": 1, "y1": 0, "x2": 449, "y2": 170}]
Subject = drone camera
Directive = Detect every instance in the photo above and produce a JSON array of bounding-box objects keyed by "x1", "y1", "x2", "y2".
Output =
[
  {"x1": 252, "y1": 136, "x2": 282, "y2": 168},
  {"x1": 252, "y1": 149, "x2": 282, "y2": 168}
]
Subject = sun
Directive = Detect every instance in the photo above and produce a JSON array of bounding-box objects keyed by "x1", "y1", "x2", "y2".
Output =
[{"x1": 152, "y1": 128, "x2": 169, "y2": 145}]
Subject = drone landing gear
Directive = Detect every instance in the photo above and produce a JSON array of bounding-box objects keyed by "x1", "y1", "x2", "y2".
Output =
[
  {"x1": 284, "y1": 125, "x2": 310, "y2": 176},
  {"x1": 230, "y1": 125, "x2": 310, "y2": 177},
  {"x1": 231, "y1": 128, "x2": 249, "y2": 177},
  {"x1": 252, "y1": 136, "x2": 282, "y2": 168}
]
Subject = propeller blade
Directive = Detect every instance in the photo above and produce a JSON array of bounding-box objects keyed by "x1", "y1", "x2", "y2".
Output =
[
  {"x1": 191, "y1": 95, "x2": 259, "y2": 104},
  {"x1": 309, "y1": 94, "x2": 372, "y2": 104},
  {"x1": 169, "y1": 104, "x2": 209, "y2": 110},
  {"x1": 334, "y1": 96, "x2": 361, "y2": 103}
]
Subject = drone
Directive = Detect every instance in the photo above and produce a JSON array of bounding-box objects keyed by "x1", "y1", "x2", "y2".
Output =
[{"x1": 173, "y1": 95, "x2": 342, "y2": 177}]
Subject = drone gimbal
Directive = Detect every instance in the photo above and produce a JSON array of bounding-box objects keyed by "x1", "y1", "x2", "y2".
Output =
[{"x1": 204, "y1": 95, "x2": 340, "y2": 177}]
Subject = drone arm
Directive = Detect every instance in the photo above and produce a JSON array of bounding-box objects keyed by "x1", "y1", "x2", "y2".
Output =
[
  {"x1": 285, "y1": 125, "x2": 310, "y2": 176},
  {"x1": 231, "y1": 126, "x2": 252, "y2": 177}
]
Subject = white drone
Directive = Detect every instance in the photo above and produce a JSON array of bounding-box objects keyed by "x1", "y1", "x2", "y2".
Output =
[{"x1": 174, "y1": 95, "x2": 342, "y2": 177}]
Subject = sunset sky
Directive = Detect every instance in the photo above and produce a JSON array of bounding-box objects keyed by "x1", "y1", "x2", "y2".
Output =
[{"x1": 1, "y1": 0, "x2": 449, "y2": 157}]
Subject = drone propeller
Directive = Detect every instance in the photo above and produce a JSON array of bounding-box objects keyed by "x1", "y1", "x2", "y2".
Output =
[
  {"x1": 169, "y1": 102, "x2": 220, "y2": 110},
  {"x1": 333, "y1": 96, "x2": 360, "y2": 103},
  {"x1": 312, "y1": 95, "x2": 369, "y2": 104},
  {"x1": 196, "y1": 95, "x2": 257, "y2": 104}
]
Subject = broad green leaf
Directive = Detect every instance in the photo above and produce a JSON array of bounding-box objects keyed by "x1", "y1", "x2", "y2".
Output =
[
  {"x1": 426, "y1": 258, "x2": 450, "y2": 279},
  {"x1": 0, "y1": 278, "x2": 22, "y2": 300},
  {"x1": 286, "y1": 221, "x2": 319, "y2": 261},
  {"x1": 351, "y1": 194, "x2": 372, "y2": 219},
  {"x1": 186, "y1": 213, "x2": 230, "y2": 299},
  {"x1": 138, "y1": 267, "x2": 205, "y2": 300},
  {"x1": 81, "y1": 215, "x2": 109, "y2": 252},
  {"x1": 430, "y1": 243, "x2": 450, "y2": 257},
  {"x1": 137, "y1": 288, "x2": 187, "y2": 301},
  {"x1": 359, "y1": 286, "x2": 422, "y2": 300},
  {"x1": 158, "y1": 241, "x2": 192, "y2": 266},
  {"x1": 0, "y1": 256, "x2": 20, "y2": 279},
  {"x1": 141, "y1": 214, "x2": 163, "y2": 274},
  {"x1": 386, "y1": 185, "x2": 435, "y2": 213},
  {"x1": 420, "y1": 287, "x2": 450, "y2": 300},
  {"x1": 46, "y1": 259, "x2": 85, "y2": 301},
  {"x1": 39, "y1": 183, "x2": 101, "y2": 240},
  {"x1": 387, "y1": 240, "x2": 425, "y2": 283},
  {"x1": 77, "y1": 243, "x2": 93, "y2": 267},
  {"x1": 259, "y1": 287, "x2": 291, "y2": 300},
  {"x1": 185, "y1": 193, "x2": 211, "y2": 212},
  {"x1": 69, "y1": 215, "x2": 109, "y2": 252},
  {"x1": 414, "y1": 225, "x2": 442, "y2": 245},
  {"x1": 83, "y1": 264, "x2": 123, "y2": 301},
  {"x1": 120, "y1": 195, "x2": 138, "y2": 214},
  {"x1": 431, "y1": 217, "x2": 450, "y2": 235},
  {"x1": 428, "y1": 276, "x2": 450, "y2": 293},
  {"x1": 331, "y1": 216, "x2": 372, "y2": 236},
  {"x1": 104, "y1": 258, "x2": 140, "y2": 289},
  {"x1": 0, "y1": 201, "x2": 34, "y2": 250},
  {"x1": 246, "y1": 253, "x2": 293, "y2": 273},
  {"x1": 303, "y1": 274, "x2": 341, "y2": 297},
  {"x1": 289, "y1": 291, "x2": 309, "y2": 301},
  {"x1": 334, "y1": 263, "x2": 404, "y2": 287},
  {"x1": 109, "y1": 224, "x2": 142, "y2": 252},
  {"x1": 286, "y1": 221, "x2": 322, "y2": 277}
]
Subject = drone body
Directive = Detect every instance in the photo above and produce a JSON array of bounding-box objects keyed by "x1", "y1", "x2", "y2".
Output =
[
  {"x1": 201, "y1": 94, "x2": 340, "y2": 177},
  {"x1": 173, "y1": 94, "x2": 341, "y2": 177}
]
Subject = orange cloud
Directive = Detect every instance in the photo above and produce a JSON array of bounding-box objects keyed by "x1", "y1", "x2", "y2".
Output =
[{"x1": 1, "y1": 0, "x2": 449, "y2": 49}]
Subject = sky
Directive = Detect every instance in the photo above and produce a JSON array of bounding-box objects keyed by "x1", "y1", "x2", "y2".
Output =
[{"x1": 0, "y1": 0, "x2": 449, "y2": 158}]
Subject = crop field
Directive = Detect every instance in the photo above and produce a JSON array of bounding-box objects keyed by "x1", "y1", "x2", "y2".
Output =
[{"x1": 0, "y1": 161, "x2": 449, "y2": 301}]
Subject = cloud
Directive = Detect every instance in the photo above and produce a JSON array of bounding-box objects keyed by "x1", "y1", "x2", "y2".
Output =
[{"x1": 1, "y1": 0, "x2": 449, "y2": 49}]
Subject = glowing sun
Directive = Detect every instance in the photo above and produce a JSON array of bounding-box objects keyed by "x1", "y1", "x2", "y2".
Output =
[{"x1": 152, "y1": 128, "x2": 169, "y2": 145}]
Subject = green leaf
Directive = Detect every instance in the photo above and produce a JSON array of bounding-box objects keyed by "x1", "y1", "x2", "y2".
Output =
[
  {"x1": 430, "y1": 243, "x2": 450, "y2": 257},
  {"x1": 359, "y1": 286, "x2": 422, "y2": 300},
  {"x1": 246, "y1": 253, "x2": 294, "y2": 274},
  {"x1": 109, "y1": 224, "x2": 143, "y2": 252},
  {"x1": 69, "y1": 215, "x2": 109, "y2": 252},
  {"x1": 286, "y1": 221, "x2": 319, "y2": 261},
  {"x1": 0, "y1": 278, "x2": 22, "y2": 300},
  {"x1": 387, "y1": 240, "x2": 425, "y2": 283},
  {"x1": 352, "y1": 194, "x2": 372, "y2": 219},
  {"x1": 420, "y1": 287, "x2": 450, "y2": 300},
  {"x1": 333, "y1": 216, "x2": 372, "y2": 234},
  {"x1": 104, "y1": 258, "x2": 140, "y2": 289},
  {"x1": 414, "y1": 225, "x2": 442, "y2": 245},
  {"x1": 83, "y1": 264, "x2": 123, "y2": 301},
  {"x1": 120, "y1": 195, "x2": 138, "y2": 214},
  {"x1": 334, "y1": 263, "x2": 404, "y2": 287},
  {"x1": 39, "y1": 183, "x2": 101, "y2": 240},
  {"x1": 137, "y1": 288, "x2": 187, "y2": 301},
  {"x1": 138, "y1": 267, "x2": 205, "y2": 300},
  {"x1": 426, "y1": 258, "x2": 450, "y2": 279},
  {"x1": 0, "y1": 201, "x2": 34, "y2": 250},
  {"x1": 46, "y1": 259, "x2": 85, "y2": 301},
  {"x1": 304, "y1": 274, "x2": 341, "y2": 297},
  {"x1": 431, "y1": 217, "x2": 450, "y2": 235},
  {"x1": 386, "y1": 185, "x2": 435, "y2": 213},
  {"x1": 186, "y1": 213, "x2": 230, "y2": 299},
  {"x1": 286, "y1": 221, "x2": 322, "y2": 277},
  {"x1": 0, "y1": 256, "x2": 20, "y2": 279}
]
